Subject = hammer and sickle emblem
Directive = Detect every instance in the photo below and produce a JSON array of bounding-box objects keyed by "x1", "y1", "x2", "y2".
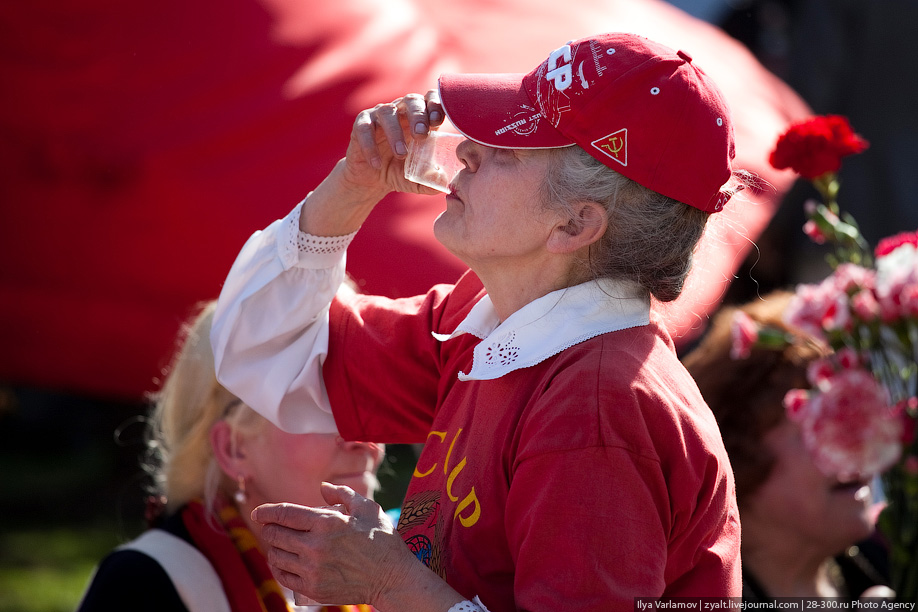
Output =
[
  {"x1": 591, "y1": 129, "x2": 628, "y2": 166},
  {"x1": 600, "y1": 137, "x2": 624, "y2": 158}
]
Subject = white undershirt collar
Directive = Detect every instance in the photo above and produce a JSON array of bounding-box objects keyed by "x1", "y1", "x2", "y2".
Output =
[{"x1": 432, "y1": 279, "x2": 651, "y2": 380}]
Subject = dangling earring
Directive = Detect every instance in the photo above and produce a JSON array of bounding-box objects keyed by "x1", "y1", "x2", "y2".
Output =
[{"x1": 234, "y1": 474, "x2": 247, "y2": 504}]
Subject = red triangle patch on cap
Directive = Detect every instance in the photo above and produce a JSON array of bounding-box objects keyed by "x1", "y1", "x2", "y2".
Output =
[{"x1": 591, "y1": 129, "x2": 628, "y2": 166}]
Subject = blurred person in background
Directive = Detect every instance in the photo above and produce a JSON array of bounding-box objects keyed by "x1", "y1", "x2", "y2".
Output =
[
  {"x1": 682, "y1": 291, "x2": 893, "y2": 601},
  {"x1": 77, "y1": 299, "x2": 384, "y2": 612}
]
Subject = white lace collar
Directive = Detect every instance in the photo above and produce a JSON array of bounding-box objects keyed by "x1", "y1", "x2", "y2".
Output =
[{"x1": 432, "y1": 279, "x2": 651, "y2": 381}]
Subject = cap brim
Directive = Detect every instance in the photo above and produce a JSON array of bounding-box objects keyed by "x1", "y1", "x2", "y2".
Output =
[{"x1": 438, "y1": 73, "x2": 573, "y2": 149}]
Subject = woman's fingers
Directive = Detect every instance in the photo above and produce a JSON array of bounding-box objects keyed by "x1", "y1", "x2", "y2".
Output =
[
  {"x1": 403, "y1": 92, "x2": 431, "y2": 138},
  {"x1": 252, "y1": 502, "x2": 330, "y2": 531},
  {"x1": 263, "y1": 536, "x2": 310, "y2": 573},
  {"x1": 373, "y1": 102, "x2": 408, "y2": 157},
  {"x1": 320, "y1": 482, "x2": 394, "y2": 528},
  {"x1": 373, "y1": 94, "x2": 432, "y2": 156},
  {"x1": 353, "y1": 108, "x2": 383, "y2": 169},
  {"x1": 425, "y1": 88, "x2": 445, "y2": 128},
  {"x1": 261, "y1": 533, "x2": 332, "y2": 602},
  {"x1": 356, "y1": 93, "x2": 440, "y2": 162}
]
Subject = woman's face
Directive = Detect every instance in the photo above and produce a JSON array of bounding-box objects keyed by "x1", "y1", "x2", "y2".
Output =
[
  {"x1": 741, "y1": 418, "x2": 875, "y2": 554},
  {"x1": 243, "y1": 425, "x2": 385, "y2": 508},
  {"x1": 433, "y1": 140, "x2": 563, "y2": 272}
]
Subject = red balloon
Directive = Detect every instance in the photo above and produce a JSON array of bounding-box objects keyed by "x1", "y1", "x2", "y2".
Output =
[{"x1": 0, "y1": 0, "x2": 811, "y2": 399}]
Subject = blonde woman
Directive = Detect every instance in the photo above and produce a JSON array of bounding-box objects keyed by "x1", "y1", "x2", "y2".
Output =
[{"x1": 78, "y1": 301, "x2": 384, "y2": 612}]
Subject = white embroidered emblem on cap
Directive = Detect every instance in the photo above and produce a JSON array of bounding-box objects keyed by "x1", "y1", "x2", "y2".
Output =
[
  {"x1": 545, "y1": 44, "x2": 573, "y2": 91},
  {"x1": 494, "y1": 109, "x2": 543, "y2": 137},
  {"x1": 577, "y1": 62, "x2": 589, "y2": 89}
]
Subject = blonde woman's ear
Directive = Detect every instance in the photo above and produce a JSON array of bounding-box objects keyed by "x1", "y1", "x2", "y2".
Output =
[{"x1": 210, "y1": 420, "x2": 245, "y2": 478}]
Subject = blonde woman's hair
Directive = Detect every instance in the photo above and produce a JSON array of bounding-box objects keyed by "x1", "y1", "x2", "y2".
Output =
[{"x1": 146, "y1": 301, "x2": 265, "y2": 514}]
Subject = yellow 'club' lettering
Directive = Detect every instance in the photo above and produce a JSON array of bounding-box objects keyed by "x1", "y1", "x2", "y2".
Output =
[
  {"x1": 444, "y1": 428, "x2": 462, "y2": 475},
  {"x1": 454, "y1": 488, "x2": 481, "y2": 528},
  {"x1": 413, "y1": 431, "x2": 447, "y2": 478},
  {"x1": 411, "y1": 427, "x2": 481, "y2": 528},
  {"x1": 446, "y1": 457, "x2": 467, "y2": 502}
]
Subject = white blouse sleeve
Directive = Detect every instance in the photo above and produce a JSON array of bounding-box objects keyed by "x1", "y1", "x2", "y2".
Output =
[{"x1": 210, "y1": 198, "x2": 358, "y2": 434}]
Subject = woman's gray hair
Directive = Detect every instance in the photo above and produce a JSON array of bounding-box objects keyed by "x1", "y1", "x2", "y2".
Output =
[{"x1": 542, "y1": 145, "x2": 712, "y2": 303}]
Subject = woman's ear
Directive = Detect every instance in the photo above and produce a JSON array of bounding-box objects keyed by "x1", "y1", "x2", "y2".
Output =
[
  {"x1": 547, "y1": 201, "x2": 608, "y2": 254},
  {"x1": 210, "y1": 420, "x2": 246, "y2": 478}
]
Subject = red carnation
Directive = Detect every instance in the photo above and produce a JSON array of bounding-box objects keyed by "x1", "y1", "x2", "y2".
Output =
[
  {"x1": 875, "y1": 230, "x2": 918, "y2": 258},
  {"x1": 769, "y1": 115, "x2": 869, "y2": 180}
]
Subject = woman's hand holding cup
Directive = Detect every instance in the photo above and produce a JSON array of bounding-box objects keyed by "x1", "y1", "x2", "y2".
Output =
[{"x1": 342, "y1": 90, "x2": 450, "y2": 197}]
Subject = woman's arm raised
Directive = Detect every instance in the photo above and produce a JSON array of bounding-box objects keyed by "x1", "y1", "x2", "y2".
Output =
[{"x1": 211, "y1": 91, "x2": 445, "y2": 432}]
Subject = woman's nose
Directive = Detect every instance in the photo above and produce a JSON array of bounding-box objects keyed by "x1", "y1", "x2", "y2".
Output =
[
  {"x1": 338, "y1": 437, "x2": 385, "y2": 456},
  {"x1": 455, "y1": 138, "x2": 479, "y2": 172}
]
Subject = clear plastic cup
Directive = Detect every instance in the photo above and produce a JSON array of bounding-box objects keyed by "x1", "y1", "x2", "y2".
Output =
[{"x1": 403, "y1": 131, "x2": 466, "y2": 193}]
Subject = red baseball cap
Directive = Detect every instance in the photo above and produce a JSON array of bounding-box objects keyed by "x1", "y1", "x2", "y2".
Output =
[{"x1": 438, "y1": 32, "x2": 738, "y2": 213}]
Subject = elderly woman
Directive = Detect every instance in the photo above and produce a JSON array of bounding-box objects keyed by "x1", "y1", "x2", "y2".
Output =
[
  {"x1": 212, "y1": 32, "x2": 743, "y2": 610},
  {"x1": 682, "y1": 292, "x2": 893, "y2": 600},
  {"x1": 77, "y1": 301, "x2": 384, "y2": 612}
]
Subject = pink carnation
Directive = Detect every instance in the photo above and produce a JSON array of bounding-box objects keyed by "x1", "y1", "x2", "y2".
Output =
[
  {"x1": 875, "y1": 230, "x2": 918, "y2": 258},
  {"x1": 797, "y1": 368, "x2": 902, "y2": 480},
  {"x1": 832, "y1": 263, "x2": 874, "y2": 294},
  {"x1": 784, "y1": 279, "x2": 850, "y2": 338},
  {"x1": 877, "y1": 294, "x2": 903, "y2": 323},
  {"x1": 875, "y1": 241, "x2": 918, "y2": 322},
  {"x1": 784, "y1": 284, "x2": 830, "y2": 339},
  {"x1": 835, "y1": 346, "x2": 861, "y2": 370},
  {"x1": 730, "y1": 311, "x2": 759, "y2": 359},
  {"x1": 806, "y1": 358, "x2": 836, "y2": 390},
  {"x1": 901, "y1": 284, "x2": 918, "y2": 318},
  {"x1": 850, "y1": 289, "x2": 881, "y2": 322},
  {"x1": 783, "y1": 388, "x2": 811, "y2": 422}
]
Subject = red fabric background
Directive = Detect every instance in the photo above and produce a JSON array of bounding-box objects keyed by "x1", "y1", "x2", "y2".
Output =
[{"x1": 0, "y1": 0, "x2": 809, "y2": 399}]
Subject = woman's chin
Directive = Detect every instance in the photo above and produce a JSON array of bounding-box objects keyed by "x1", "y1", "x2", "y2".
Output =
[{"x1": 331, "y1": 472, "x2": 377, "y2": 499}]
